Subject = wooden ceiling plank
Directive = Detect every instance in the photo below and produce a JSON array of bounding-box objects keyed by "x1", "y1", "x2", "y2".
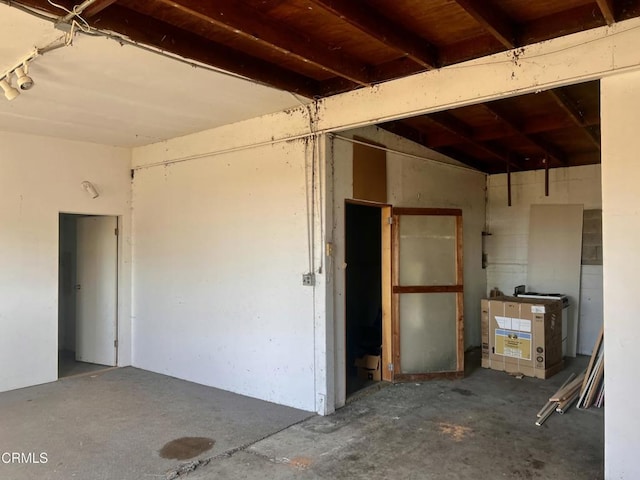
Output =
[
  {"x1": 482, "y1": 103, "x2": 568, "y2": 166},
  {"x1": 379, "y1": 122, "x2": 490, "y2": 172},
  {"x1": 308, "y1": 0, "x2": 438, "y2": 69},
  {"x1": 424, "y1": 112, "x2": 524, "y2": 169},
  {"x1": 82, "y1": 0, "x2": 118, "y2": 17},
  {"x1": 152, "y1": 0, "x2": 371, "y2": 86},
  {"x1": 11, "y1": 0, "x2": 74, "y2": 16},
  {"x1": 89, "y1": 5, "x2": 320, "y2": 97},
  {"x1": 451, "y1": 0, "x2": 516, "y2": 48},
  {"x1": 547, "y1": 90, "x2": 601, "y2": 148},
  {"x1": 596, "y1": 0, "x2": 616, "y2": 25}
]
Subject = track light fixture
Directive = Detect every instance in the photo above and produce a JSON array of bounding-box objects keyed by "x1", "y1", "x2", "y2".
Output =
[
  {"x1": 1, "y1": 50, "x2": 38, "y2": 101},
  {"x1": 14, "y1": 65, "x2": 34, "y2": 91},
  {"x1": 0, "y1": 78, "x2": 19, "y2": 101}
]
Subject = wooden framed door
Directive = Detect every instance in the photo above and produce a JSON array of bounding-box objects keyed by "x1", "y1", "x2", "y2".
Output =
[{"x1": 391, "y1": 208, "x2": 464, "y2": 381}]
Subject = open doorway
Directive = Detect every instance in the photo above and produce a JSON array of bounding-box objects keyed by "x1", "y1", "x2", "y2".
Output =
[
  {"x1": 58, "y1": 214, "x2": 118, "y2": 378},
  {"x1": 345, "y1": 202, "x2": 383, "y2": 396}
]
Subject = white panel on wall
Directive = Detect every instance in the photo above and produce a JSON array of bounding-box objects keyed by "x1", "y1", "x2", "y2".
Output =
[{"x1": 527, "y1": 204, "x2": 584, "y2": 358}]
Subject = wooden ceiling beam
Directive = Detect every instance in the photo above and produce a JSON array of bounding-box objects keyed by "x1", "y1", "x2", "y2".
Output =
[
  {"x1": 151, "y1": 0, "x2": 371, "y2": 86},
  {"x1": 81, "y1": 0, "x2": 118, "y2": 17},
  {"x1": 379, "y1": 122, "x2": 490, "y2": 172},
  {"x1": 88, "y1": 5, "x2": 320, "y2": 97},
  {"x1": 317, "y1": 57, "x2": 427, "y2": 96},
  {"x1": 11, "y1": 0, "x2": 75, "y2": 16},
  {"x1": 482, "y1": 104, "x2": 568, "y2": 166},
  {"x1": 547, "y1": 90, "x2": 601, "y2": 148},
  {"x1": 452, "y1": 0, "x2": 516, "y2": 48},
  {"x1": 596, "y1": 0, "x2": 616, "y2": 25},
  {"x1": 426, "y1": 112, "x2": 516, "y2": 165},
  {"x1": 308, "y1": 0, "x2": 439, "y2": 69},
  {"x1": 520, "y1": 4, "x2": 606, "y2": 45}
]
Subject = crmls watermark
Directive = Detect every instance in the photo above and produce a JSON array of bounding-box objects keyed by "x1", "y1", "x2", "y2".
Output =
[{"x1": 1, "y1": 452, "x2": 48, "y2": 464}]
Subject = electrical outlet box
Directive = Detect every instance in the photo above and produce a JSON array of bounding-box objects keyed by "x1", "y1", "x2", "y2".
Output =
[{"x1": 302, "y1": 273, "x2": 315, "y2": 286}]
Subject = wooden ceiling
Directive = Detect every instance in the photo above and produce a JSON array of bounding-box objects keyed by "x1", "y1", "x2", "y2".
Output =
[{"x1": 13, "y1": 0, "x2": 639, "y2": 172}]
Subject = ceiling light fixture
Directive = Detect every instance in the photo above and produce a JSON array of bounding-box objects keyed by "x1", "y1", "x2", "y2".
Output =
[
  {"x1": 14, "y1": 65, "x2": 34, "y2": 90},
  {"x1": 1, "y1": 49, "x2": 39, "y2": 101},
  {"x1": 0, "y1": 78, "x2": 19, "y2": 101}
]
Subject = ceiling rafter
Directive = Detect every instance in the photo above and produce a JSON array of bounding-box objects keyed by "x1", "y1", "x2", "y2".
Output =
[
  {"x1": 451, "y1": 0, "x2": 516, "y2": 48},
  {"x1": 378, "y1": 121, "x2": 490, "y2": 172},
  {"x1": 482, "y1": 104, "x2": 568, "y2": 166},
  {"x1": 424, "y1": 112, "x2": 521, "y2": 168},
  {"x1": 152, "y1": 0, "x2": 372, "y2": 86},
  {"x1": 547, "y1": 90, "x2": 601, "y2": 148},
  {"x1": 87, "y1": 4, "x2": 321, "y2": 97},
  {"x1": 596, "y1": 0, "x2": 616, "y2": 25},
  {"x1": 82, "y1": 0, "x2": 118, "y2": 18},
  {"x1": 308, "y1": 0, "x2": 439, "y2": 69}
]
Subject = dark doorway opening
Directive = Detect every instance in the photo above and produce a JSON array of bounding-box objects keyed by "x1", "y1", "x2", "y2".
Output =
[{"x1": 345, "y1": 203, "x2": 383, "y2": 397}]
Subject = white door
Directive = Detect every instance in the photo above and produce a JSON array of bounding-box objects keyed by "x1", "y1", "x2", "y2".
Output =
[{"x1": 75, "y1": 216, "x2": 118, "y2": 366}]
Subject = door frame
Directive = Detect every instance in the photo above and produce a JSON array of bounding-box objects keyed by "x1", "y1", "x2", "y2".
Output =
[
  {"x1": 343, "y1": 200, "x2": 393, "y2": 385},
  {"x1": 390, "y1": 207, "x2": 464, "y2": 381},
  {"x1": 58, "y1": 212, "x2": 120, "y2": 370}
]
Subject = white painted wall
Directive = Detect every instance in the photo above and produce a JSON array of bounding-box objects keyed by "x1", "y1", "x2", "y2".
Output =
[
  {"x1": 601, "y1": 70, "x2": 640, "y2": 480},
  {"x1": 0, "y1": 131, "x2": 132, "y2": 392},
  {"x1": 132, "y1": 134, "x2": 321, "y2": 412},
  {"x1": 486, "y1": 166, "x2": 603, "y2": 354},
  {"x1": 330, "y1": 127, "x2": 487, "y2": 407}
]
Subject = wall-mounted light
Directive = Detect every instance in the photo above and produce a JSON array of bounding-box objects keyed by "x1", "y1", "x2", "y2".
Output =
[{"x1": 81, "y1": 181, "x2": 99, "y2": 199}]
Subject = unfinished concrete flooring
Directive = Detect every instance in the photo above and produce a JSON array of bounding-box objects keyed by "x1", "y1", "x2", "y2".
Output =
[
  {"x1": 0, "y1": 367, "x2": 311, "y2": 480},
  {"x1": 0, "y1": 354, "x2": 603, "y2": 480}
]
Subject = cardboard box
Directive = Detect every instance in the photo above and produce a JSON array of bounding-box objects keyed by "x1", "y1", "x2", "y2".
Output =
[
  {"x1": 481, "y1": 296, "x2": 564, "y2": 379},
  {"x1": 355, "y1": 355, "x2": 381, "y2": 381}
]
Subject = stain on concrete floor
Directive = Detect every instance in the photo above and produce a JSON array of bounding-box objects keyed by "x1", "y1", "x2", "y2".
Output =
[{"x1": 159, "y1": 437, "x2": 215, "y2": 460}]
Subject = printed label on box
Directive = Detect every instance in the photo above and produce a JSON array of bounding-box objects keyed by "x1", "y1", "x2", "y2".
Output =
[
  {"x1": 511, "y1": 318, "x2": 531, "y2": 332},
  {"x1": 495, "y1": 316, "x2": 531, "y2": 332},
  {"x1": 495, "y1": 329, "x2": 532, "y2": 360},
  {"x1": 495, "y1": 316, "x2": 511, "y2": 329},
  {"x1": 531, "y1": 305, "x2": 546, "y2": 313}
]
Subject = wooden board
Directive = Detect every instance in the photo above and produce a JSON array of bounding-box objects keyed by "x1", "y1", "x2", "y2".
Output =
[
  {"x1": 353, "y1": 137, "x2": 387, "y2": 203},
  {"x1": 527, "y1": 204, "x2": 584, "y2": 357}
]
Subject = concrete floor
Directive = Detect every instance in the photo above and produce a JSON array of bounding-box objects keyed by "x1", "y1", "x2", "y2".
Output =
[
  {"x1": 57, "y1": 350, "x2": 111, "y2": 378},
  {"x1": 0, "y1": 367, "x2": 312, "y2": 480},
  {"x1": 190, "y1": 352, "x2": 604, "y2": 480},
  {"x1": 0, "y1": 353, "x2": 603, "y2": 480}
]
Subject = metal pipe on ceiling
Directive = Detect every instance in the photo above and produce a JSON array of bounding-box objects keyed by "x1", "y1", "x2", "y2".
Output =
[{"x1": 61, "y1": 0, "x2": 102, "y2": 23}]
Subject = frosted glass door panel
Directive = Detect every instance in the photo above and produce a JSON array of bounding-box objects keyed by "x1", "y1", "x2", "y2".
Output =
[
  {"x1": 399, "y1": 216, "x2": 456, "y2": 286},
  {"x1": 399, "y1": 293, "x2": 457, "y2": 373}
]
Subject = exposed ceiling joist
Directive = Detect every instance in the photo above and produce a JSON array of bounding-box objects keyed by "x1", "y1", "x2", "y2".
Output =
[
  {"x1": 547, "y1": 90, "x2": 601, "y2": 149},
  {"x1": 152, "y1": 0, "x2": 371, "y2": 86},
  {"x1": 308, "y1": 0, "x2": 439, "y2": 69},
  {"x1": 482, "y1": 104, "x2": 567, "y2": 166},
  {"x1": 426, "y1": 112, "x2": 519, "y2": 167},
  {"x1": 82, "y1": 0, "x2": 118, "y2": 18},
  {"x1": 596, "y1": 0, "x2": 616, "y2": 25},
  {"x1": 452, "y1": 0, "x2": 516, "y2": 48},
  {"x1": 378, "y1": 121, "x2": 490, "y2": 172},
  {"x1": 89, "y1": 5, "x2": 320, "y2": 97}
]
